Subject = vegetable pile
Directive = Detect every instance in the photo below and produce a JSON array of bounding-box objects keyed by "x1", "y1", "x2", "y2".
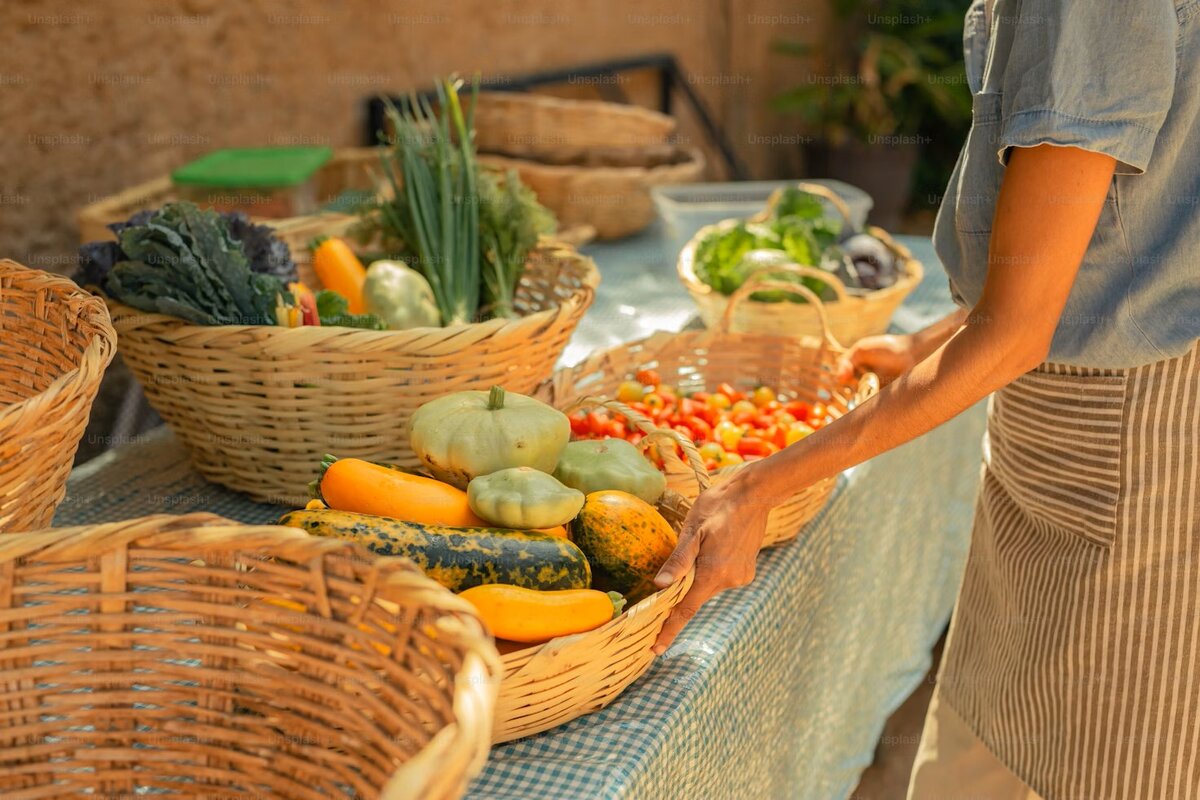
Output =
[
  {"x1": 693, "y1": 186, "x2": 901, "y2": 299},
  {"x1": 568, "y1": 369, "x2": 835, "y2": 471},
  {"x1": 356, "y1": 77, "x2": 556, "y2": 325},
  {"x1": 79, "y1": 202, "x2": 383, "y2": 329},
  {"x1": 277, "y1": 385, "x2": 681, "y2": 649}
]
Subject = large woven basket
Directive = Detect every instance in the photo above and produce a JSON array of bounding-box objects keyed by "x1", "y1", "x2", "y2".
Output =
[
  {"x1": 0, "y1": 260, "x2": 116, "y2": 532},
  {"x1": 491, "y1": 434, "x2": 700, "y2": 743},
  {"x1": 482, "y1": 149, "x2": 706, "y2": 240},
  {"x1": 678, "y1": 182, "x2": 923, "y2": 344},
  {"x1": 106, "y1": 241, "x2": 599, "y2": 506},
  {"x1": 471, "y1": 91, "x2": 677, "y2": 162},
  {"x1": 537, "y1": 275, "x2": 879, "y2": 548},
  {"x1": 0, "y1": 512, "x2": 501, "y2": 799}
]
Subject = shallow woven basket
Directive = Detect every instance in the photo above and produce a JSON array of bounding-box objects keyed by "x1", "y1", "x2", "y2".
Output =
[
  {"x1": 0, "y1": 260, "x2": 116, "y2": 532},
  {"x1": 471, "y1": 92, "x2": 677, "y2": 162},
  {"x1": 105, "y1": 241, "x2": 599, "y2": 506},
  {"x1": 537, "y1": 276, "x2": 879, "y2": 548},
  {"x1": 491, "y1": 442, "x2": 699, "y2": 743},
  {"x1": 678, "y1": 182, "x2": 924, "y2": 344},
  {"x1": 0, "y1": 512, "x2": 501, "y2": 800},
  {"x1": 482, "y1": 149, "x2": 706, "y2": 240}
]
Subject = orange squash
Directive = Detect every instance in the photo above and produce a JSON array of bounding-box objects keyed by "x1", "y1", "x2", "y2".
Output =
[
  {"x1": 459, "y1": 584, "x2": 623, "y2": 643},
  {"x1": 573, "y1": 490, "x2": 677, "y2": 603},
  {"x1": 319, "y1": 457, "x2": 485, "y2": 527}
]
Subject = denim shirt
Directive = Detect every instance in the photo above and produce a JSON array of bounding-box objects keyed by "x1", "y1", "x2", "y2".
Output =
[{"x1": 933, "y1": 0, "x2": 1200, "y2": 367}]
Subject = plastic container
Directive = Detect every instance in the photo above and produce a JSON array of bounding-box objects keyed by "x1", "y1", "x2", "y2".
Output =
[
  {"x1": 172, "y1": 146, "x2": 332, "y2": 218},
  {"x1": 651, "y1": 179, "x2": 873, "y2": 254}
]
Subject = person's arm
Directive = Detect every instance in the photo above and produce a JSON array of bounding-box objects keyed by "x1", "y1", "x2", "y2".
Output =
[{"x1": 651, "y1": 143, "x2": 1117, "y2": 653}]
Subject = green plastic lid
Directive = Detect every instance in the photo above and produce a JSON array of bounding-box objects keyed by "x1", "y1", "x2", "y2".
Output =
[{"x1": 171, "y1": 146, "x2": 333, "y2": 188}]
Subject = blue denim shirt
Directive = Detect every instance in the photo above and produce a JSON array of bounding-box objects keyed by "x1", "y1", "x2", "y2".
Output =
[{"x1": 933, "y1": 0, "x2": 1200, "y2": 367}]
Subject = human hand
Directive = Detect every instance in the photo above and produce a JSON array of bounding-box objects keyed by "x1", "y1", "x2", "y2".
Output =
[
  {"x1": 651, "y1": 469, "x2": 771, "y2": 654},
  {"x1": 835, "y1": 333, "x2": 917, "y2": 386}
]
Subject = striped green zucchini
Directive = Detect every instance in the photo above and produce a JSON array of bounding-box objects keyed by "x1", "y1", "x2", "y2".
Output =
[{"x1": 277, "y1": 508, "x2": 591, "y2": 592}]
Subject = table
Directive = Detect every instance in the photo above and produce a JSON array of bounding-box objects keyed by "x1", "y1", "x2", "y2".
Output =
[{"x1": 58, "y1": 229, "x2": 985, "y2": 800}]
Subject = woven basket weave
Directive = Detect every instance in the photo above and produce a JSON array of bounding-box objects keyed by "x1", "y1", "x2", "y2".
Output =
[
  {"x1": 678, "y1": 182, "x2": 923, "y2": 344},
  {"x1": 537, "y1": 276, "x2": 879, "y2": 548},
  {"x1": 0, "y1": 260, "x2": 116, "y2": 532},
  {"x1": 0, "y1": 512, "x2": 500, "y2": 800},
  {"x1": 490, "y1": 416, "x2": 702, "y2": 743},
  {"x1": 106, "y1": 241, "x2": 599, "y2": 506}
]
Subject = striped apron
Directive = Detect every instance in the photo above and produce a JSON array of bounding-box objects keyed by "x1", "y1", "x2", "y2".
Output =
[{"x1": 937, "y1": 341, "x2": 1200, "y2": 799}]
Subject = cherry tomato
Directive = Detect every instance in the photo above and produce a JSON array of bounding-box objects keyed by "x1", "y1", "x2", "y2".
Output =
[
  {"x1": 775, "y1": 411, "x2": 797, "y2": 426},
  {"x1": 698, "y1": 442, "x2": 726, "y2": 462},
  {"x1": 810, "y1": 402, "x2": 827, "y2": 423},
  {"x1": 786, "y1": 422, "x2": 815, "y2": 445},
  {"x1": 657, "y1": 384, "x2": 678, "y2": 403},
  {"x1": 692, "y1": 405, "x2": 718, "y2": 426},
  {"x1": 731, "y1": 400, "x2": 757, "y2": 416},
  {"x1": 683, "y1": 416, "x2": 713, "y2": 442},
  {"x1": 737, "y1": 437, "x2": 771, "y2": 457},
  {"x1": 678, "y1": 397, "x2": 698, "y2": 418},
  {"x1": 750, "y1": 415, "x2": 773, "y2": 430},
  {"x1": 751, "y1": 386, "x2": 776, "y2": 408},
  {"x1": 569, "y1": 413, "x2": 589, "y2": 436},
  {"x1": 644, "y1": 393, "x2": 666, "y2": 411},
  {"x1": 719, "y1": 451, "x2": 745, "y2": 467},
  {"x1": 768, "y1": 425, "x2": 788, "y2": 449},
  {"x1": 635, "y1": 369, "x2": 661, "y2": 388},
  {"x1": 717, "y1": 382, "x2": 745, "y2": 403},
  {"x1": 617, "y1": 380, "x2": 646, "y2": 403},
  {"x1": 586, "y1": 411, "x2": 609, "y2": 436},
  {"x1": 714, "y1": 421, "x2": 743, "y2": 450},
  {"x1": 785, "y1": 400, "x2": 811, "y2": 421},
  {"x1": 706, "y1": 393, "x2": 732, "y2": 412}
]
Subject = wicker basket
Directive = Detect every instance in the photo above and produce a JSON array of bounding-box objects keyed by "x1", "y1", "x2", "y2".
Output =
[
  {"x1": 678, "y1": 182, "x2": 924, "y2": 344},
  {"x1": 0, "y1": 260, "x2": 117, "y2": 532},
  {"x1": 106, "y1": 241, "x2": 599, "y2": 506},
  {"x1": 481, "y1": 149, "x2": 706, "y2": 240},
  {"x1": 537, "y1": 277, "x2": 879, "y2": 548},
  {"x1": 0, "y1": 512, "x2": 500, "y2": 799},
  {"x1": 471, "y1": 92, "x2": 677, "y2": 162},
  {"x1": 491, "y1": 427, "x2": 701, "y2": 743}
]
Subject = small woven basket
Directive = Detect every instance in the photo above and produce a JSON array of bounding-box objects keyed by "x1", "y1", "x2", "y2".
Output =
[
  {"x1": 105, "y1": 241, "x2": 599, "y2": 506},
  {"x1": 491, "y1": 454, "x2": 698, "y2": 743},
  {"x1": 0, "y1": 512, "x2": 501, "y2": 800},
  {"x1": 0, "y1": 260, "x2": 116, "y2": 532},
  {"x1": 537, "y1": 274, "x2": 879, "y2": 548},
  {"x1": 677, "y1": 182, "x2": 923, "y2": 344}
]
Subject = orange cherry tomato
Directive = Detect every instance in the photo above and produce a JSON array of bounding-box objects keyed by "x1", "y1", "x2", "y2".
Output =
[
  {"x1": 737, "y1": 437, "x2": 771, "y2": 457},
  {"x1": 617, "y1": 380, "x2": 646, "y2": 403},
  {"x1": 785, "y1": 400, "x2": 811, "y2": 421},
  {"x1": 569, "y1": 413, "x2": 589, "y2": 436},
  {"x1": 586, "y1": 411, "x2": 609, "y2": 436},
  {"x1": 751, "y1": 386, "x2": 776, "y2": 408},
  {"x1": 717, "y1": 382, "x2": 745, "y2": 403},
  {"x1": 635, "y1": 369, "x2": 661, "y2": 388},
  {"x1": 644, "y1": 393, "x2": 666, "y2": 411}
]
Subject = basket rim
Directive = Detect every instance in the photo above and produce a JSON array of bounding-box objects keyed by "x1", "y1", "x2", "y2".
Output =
[
  {"x1": 676, "y1": 216, "x2": 924, "y2": 306},
  {"x1": 480, "y1": 147, "x2": 707, "y2": 180},
  {"x1": 472, "y1": 90, "x2": 678, "y2": 130},
  {"x1": 101, "y1": 241, "x2": 600, "y2": 347},
  {"x1": 0, "y1": 259, "x2": 117, "y2": 427}
]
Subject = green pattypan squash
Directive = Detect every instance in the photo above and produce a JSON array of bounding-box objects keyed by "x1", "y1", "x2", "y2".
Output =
[
  {"x1": 553, "y1": 437, "x2": 667, "y2": 504},
  {"x1": 363, "y1": 260, "x2": 441, "y2": 330},
  {"x1": 468, "y1": 467, "x2": 584, "y2": 529},
  {"x1": 409, "y1": 385, "x2": 570, "y2": 489}
]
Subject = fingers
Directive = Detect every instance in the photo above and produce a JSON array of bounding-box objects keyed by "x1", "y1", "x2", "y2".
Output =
[
  {"x1": 653, "y1": 513, "x2": 701, "y2": 589},
  {"x1": 652, "y1": 579, "x2": 713, "y2": 655}
]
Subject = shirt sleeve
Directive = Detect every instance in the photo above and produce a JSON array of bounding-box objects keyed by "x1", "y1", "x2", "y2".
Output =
[{"x1": 997, "y1": 0, "x2": 1177, "y2": 174}]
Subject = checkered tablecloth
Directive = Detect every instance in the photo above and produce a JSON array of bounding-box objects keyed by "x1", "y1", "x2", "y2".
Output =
[{"x1": 58, "y1": 232, "x2": 983, "y2": 800}]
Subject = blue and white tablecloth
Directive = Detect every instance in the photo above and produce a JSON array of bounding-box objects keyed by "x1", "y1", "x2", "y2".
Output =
[{"x1": 58, "y1": 230, "x2": 984, "y2": 800}]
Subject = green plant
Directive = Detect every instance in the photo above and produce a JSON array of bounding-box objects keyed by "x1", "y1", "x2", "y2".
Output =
[{"x1": 771, "y1": 0, "x2": 970, "y2": 145}]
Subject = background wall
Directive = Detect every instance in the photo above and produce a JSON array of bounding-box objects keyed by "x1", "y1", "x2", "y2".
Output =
[{"x1": 1, "y1": 0, "x2": 826, "y2": 270}]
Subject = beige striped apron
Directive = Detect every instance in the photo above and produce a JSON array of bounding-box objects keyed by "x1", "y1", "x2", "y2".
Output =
[{"x1": 937, "y1": 341, "x2": 1200, "y2": 799}]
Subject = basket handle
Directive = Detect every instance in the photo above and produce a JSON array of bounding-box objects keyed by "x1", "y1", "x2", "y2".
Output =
[
  {"x1": 562, "y1": 396, "x2": 712, "y2": 491},
  {"x1": 719, "y1": 265, "x2": 844, "y2": 351},
  {"x1": 751, "y1": 181, "x2": 856, "y2": 230}
]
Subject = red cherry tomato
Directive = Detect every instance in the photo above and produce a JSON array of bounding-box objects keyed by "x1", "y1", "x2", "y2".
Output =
[
  {"x1": 785, "y1": 401, "x2": 811, "y2": 421},
  {"x1": 737, "y1": 437, "x2": 771, "y2": 457},
  {"x1": 683, "y1": 416, "x2": 713, "y2": 442},
  {"x1": 569, "y1": 413, "x2": 589, "y2": 436},
  {"x1": 586, "y1": 411, "x2": 609, "y2": 436},
  {"x1": 607, "y1": 419, "x2": 628, "y2": 439}
]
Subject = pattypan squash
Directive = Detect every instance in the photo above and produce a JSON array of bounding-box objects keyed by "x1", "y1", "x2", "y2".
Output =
[
  {"x1": 362, "y1": 260, "x2": 441, "y2": 330},
  {"x1": 468, "y1": 467, "x2": 584, "y2": 529},
  {"x1": 553, "y1": 437, "x2": 666, "y2": 504},
  {"x1": 409, "y1": 385, "x2": 570, "y2": 489}
]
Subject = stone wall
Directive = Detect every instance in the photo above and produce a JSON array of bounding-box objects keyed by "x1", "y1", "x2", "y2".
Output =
[{"x1": 1, "y1": 0, "x2": 824, "y2": 269}]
